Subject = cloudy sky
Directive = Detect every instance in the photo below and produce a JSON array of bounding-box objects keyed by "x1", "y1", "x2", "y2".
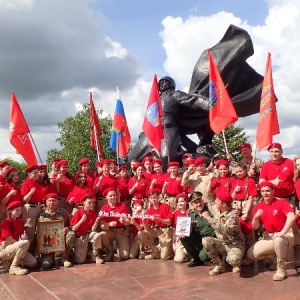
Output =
[{"x1": 0, "y1": 0, "x2": 299, "y2": 163}]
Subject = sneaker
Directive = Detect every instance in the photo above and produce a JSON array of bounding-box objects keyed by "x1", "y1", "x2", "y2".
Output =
[
  {"x1": 95, "y1": 257, "x2": 105, "y2": 264},
  {"x1": 9, "y1": 266, "x2": 28, "y2": 276},
  {"x1": 145, "y1": 252, "x2": 160, "y2": 260},
  {"x1": 232, "y1": 266, "x2": 241, "y2": 274},
  {"x1": 62, "y1": 259, "x2": 72, "y2": 267},
  {"x1": 209, "y1": 264, "x2": 225, "y2": 276}
]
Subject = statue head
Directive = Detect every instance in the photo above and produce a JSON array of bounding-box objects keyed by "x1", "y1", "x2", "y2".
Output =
[{"x1": 158, "y1": 76, "x2": 176, "y2": 93}]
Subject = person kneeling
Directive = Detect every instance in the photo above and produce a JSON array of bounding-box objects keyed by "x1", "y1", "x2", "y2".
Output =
[
  {"x1": 0, "y1": 201, "x2": 37, "y2": 275},
  {"x1": 70, "y1": 193, "x2": 103, "y2": 264}
]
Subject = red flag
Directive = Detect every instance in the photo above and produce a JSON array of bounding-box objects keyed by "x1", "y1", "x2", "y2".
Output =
[
  {"x1": 9, "y1": 92, "x2": 37, "y2": 165},
  {"x1": 208, "y1": 50, "x2": 238, "y2": 134},
  {"x1": 90, "y1": 92, "x2": 103, "y2": 159},
  {"x1": 142, "y1": 74, "x2": 164, "y2": 151},
  {"x1": 256, "y1": 52, "x2": 280, "y2": 151}
]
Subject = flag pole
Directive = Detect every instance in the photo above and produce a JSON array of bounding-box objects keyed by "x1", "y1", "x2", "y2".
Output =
[
  {"x1": 252, "y1": 141, "x2": 257, "y2": 163},
  {"x1": 93, "y1": 125, "x2": 101, "y2": 161},
  {"x1": 116, "y1": 87, "x2": 120, "y2": 164},
  {"x1": 221, "y1": 130, "x2": 229, "y2": 155},
  {"x1": 28, "y1": 132, "x2": 42, "y2": 164}
]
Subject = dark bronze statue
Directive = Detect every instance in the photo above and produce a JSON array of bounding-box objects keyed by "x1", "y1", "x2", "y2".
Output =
[{"x1": 128, "y1": 24, "x2": 268, "y2": 168}]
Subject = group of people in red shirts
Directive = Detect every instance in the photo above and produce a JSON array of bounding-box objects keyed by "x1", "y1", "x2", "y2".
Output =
[{"x1": 0, "y1": 141, "x2": 299, "y2": 281}]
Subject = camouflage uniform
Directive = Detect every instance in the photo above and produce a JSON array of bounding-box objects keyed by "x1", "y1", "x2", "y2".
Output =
[
  {"x1": 202, "y1": 202, "x2": 245, "y2": 272},
  {"x1": 39, "y1": 207, "x2": 75, "y2": 268}
]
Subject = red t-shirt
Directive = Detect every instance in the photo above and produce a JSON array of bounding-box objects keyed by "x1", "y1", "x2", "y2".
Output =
[
  {"x1": 52, "y1": 174, "x2": 74, "y2": 197},
  {"x1": 21, "y1": 178, "x2": 44, "y2": 203},
  {"x1": 127, "y1": 177, "x2": 149, "y2": 198},
  {"x1": 1, "y1": 183, "x2": 22, "y2": 207},
  {"x1": 70, "y1": 208, "x2": 98, "y2": 235},
  {"x1": 172, "y1": 210, "x2": 187, "y2": 228},
  {"x1": 67, "y1": 186, "x2": 95, "y2": 205},
  {"x1": 118, "y1": 177, "x2": 130, "y2": 200},
  {"x1": 0, "y1": 217, "x2": 24, "y2": 242},
  {"x1": 100, "y1": 202, "x2": 129, "y2": 228},
  {"x1": 94, "y1": 174, "x2": 119, "y2": 197},
  {"x1": 253, "y1": 198, "x2": 294, "y2": 233},
  {"x1": 143, "y1": 171, "x2": 155, "y2": 181},
  {"x1": 131, "y1": 218, "x2": 143, "y2": 236},
  {"x1": 38, "y1": 181, "x2": 56, "y2": 198},
  {"x1": 260, "y1": 158, "x2": 294, "y2": 198},
  {"x1": 231, "y1": 177, "x2": 258, "y2": 200},
  {"x1": 211, "y1": 176, "x2": 235, "y2": 195},
  {"x1": 295, "y1": 179, "x2": 300, "y2": 200},
  {"x1": 165, "y1": 176, "x2": 184, "y2": 196},
  {"x1": 151, "y1": 173, "x2": 169, "y2": 193},
  {"x1": 145, "y1": 203, "x2": 173, "y2": 227}
]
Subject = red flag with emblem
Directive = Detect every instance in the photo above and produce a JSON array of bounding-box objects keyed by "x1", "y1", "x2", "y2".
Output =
[
  {"x1": 256, "y1": 52, "x2": 280, "y2": 151},
  {"x1": 142, "y1": 74, "x2": 164, "y2": 151},
  {"x1": 9, "y1": 92, "x2": 37, "y2": 165},
  {"x1": 90, "y1": 92, "x2": 103, "y2": 160}
]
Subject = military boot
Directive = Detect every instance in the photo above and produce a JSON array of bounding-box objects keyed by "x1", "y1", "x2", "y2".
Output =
[
  {"x1": 92, "y1": 249, "x2": 104, "y2": 264},
  {"x1": 209, "y1": 261, "x2": 226, "y2": 276},
  {"x1": 273, "y1": 258, "x2": 288, "y2": 281},
  {"x1": 104, "y1": 246, "x2": 114, "y2": 262}
]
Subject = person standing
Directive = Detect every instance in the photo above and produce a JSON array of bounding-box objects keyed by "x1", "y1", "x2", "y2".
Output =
[
  {"x1": 247, "y1": 181, "x2": 295, "y2": 281},
  {"x1": 78, "y1": 158, "x2": 95, "y2": 189}
]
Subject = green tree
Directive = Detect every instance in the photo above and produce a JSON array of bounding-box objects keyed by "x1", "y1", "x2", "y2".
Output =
[
  {"x1": 46, "y1": 103, "x2": 115, "y2": 174},
  {"x1": 212, "y1": 124, "x2": 249, "y2": 161}
]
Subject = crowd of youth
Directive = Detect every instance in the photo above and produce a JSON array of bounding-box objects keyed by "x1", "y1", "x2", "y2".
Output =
[{"x1": 0, "y1": 142, "x2": 300, "y2": 281}]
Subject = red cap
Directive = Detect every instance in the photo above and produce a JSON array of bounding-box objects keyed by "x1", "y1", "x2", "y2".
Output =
[
  {"x1": 132, "y1": 163, "x2": 144, "y2": 172},
  {"x1": 239, "y1": 143, "x2": 251, "y2": 151},
  {"x1": 216, "y1": 159, "x2": 229, "y2": 168},
  {"x1": 267, "y1": 143, "x2": 282, "y2": 151},
  {"x1": 147, "y1": 188, "x2": 160, "y2": 197},
  {"x1": 176, "y1": 192, "x2": 188, "y2": 201},
  {"x1": 216, "y1": 192, "x2": 233, "y2": 203},
  {"x1": 57, "y1": 160, "x2": 68, "y2": 169},
  {"x1": 81, "y1": 193, "x2": 96, "y2": 202},
  {"x1": 79, "y1": 158, "x2": 90, "y2": 166},
  {"x1": 25, "y1": 165, "x2": 38, "y2": 173},
  {"x1": 0, "y1": 161, "x2": 9, "y2": 168},
  {"x1": 259, "y1": 181, "x2": 274, "y2": 190},
  {"x1": 118, "y1": 165, "x2": 128, "y2": 172},
  {"x1": 182, "y1": 153, "x2": 191, "y2": 159},
  {"x1": 186, "y1": 159, "x2": 195, "y2": 166},
  {"x1": 38, "y1": 164, "x2": 47, "y2": 170},
  {"x1": 4, "y1": 167, "x2": 17, "y2": 178},
  {"x1": 167, "y1": 162, "x2": 180, "y2": 168},
  {"x1": 103, "y1": 187, "x2": 116, "y2": 197},
  {"x1": 142, "y1": 156, "x2": 153, "y2": 163},
  {"x1": 51, "y1": 158, "x2": 61, "y2": 164},
  {"x1": 152, "y1": 159, "x2": 163, "y2": 166},
  {"x1": 7, "y1": 201, "x2": 22, "y2": 211},
  {"x1": 194, "y1": 157, "x2": 206, "y2": 166},
  {"x1": 45, "y1": 193, "x2": 58, "y2": 200},
  {"x1": 132, "y1": 199, "x2": 144, "y2": 207}
]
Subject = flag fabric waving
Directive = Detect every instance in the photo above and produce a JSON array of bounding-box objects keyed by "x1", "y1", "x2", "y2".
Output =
[
  {"x1": 256, "y1": 52, "x2": 280, "y2": 151},
  {"x1": 90, "y1": 92, "x2": 103, "y2": 160},
  {"x1": 9, "y1": 92, "x2": 37, "y2": 165},
  {"x1": 109, "y1": 98, "x2": 131, "y2": 157},
  {"x1": 208, "y1": 50, "x2": 238, "y2": 134},
  {"x1": 142, "y1": 74, "x2": 164, "y2": 151}
]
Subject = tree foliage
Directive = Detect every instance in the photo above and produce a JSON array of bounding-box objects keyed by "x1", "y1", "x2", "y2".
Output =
[
  {"x1": 46, "y1": 103, "x2": 115, "y2": 174},
  {"x1": 212, "y1": 124, "x2": 249, "y2": 161}
]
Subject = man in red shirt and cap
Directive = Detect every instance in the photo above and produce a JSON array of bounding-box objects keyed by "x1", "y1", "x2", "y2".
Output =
[{"x1": 247, "y1": 181, "x2": 295, "y2": 281}]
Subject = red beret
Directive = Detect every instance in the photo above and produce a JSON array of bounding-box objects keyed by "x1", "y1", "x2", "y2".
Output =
[
  {"x1": 132, "y1": 163, "x2": 144, "y2": 172},
  {"x1": 45, "y1": 193, "x2": 58, "y2": 200},
  {"x1": 118, "y1": 165, "x2": 128, "y2": 172},
  {"x1": 216, "y1": 160, "x2": 229, "y2": 168},
  {"x1": 95, "y1": 161, "x2": 102, "y2": 167},
  {"x1": 182, "y1": 153, "x2": 192, "y2": 159},
  {"x1": 147, "y1": 188, "x2": 160, "y2": 197},
  {"x1": 152, "y1": 159, "x2": 163, "y2": 166},
  {"x1": 186, "y1": 159, "x2": 195, "y2": 166},
  {"x1": 0, "y1": 161, "x2": 9, "y2": 168},
  {"x1": 216, "y1": 192, "x2": 233, "y2": 204},
  {"x1": 7, "y1": 201, "x2": 22, "y2": 211},
  {"x1": 79, "y1": 158, "x2": 90, "y2": 166},
  {"x1": 4, "y1": 167, "x2": 17, "y2": 178},
  {"x1": 81, "y1": 193, "x2": 96, "y2": 202},
  {"x1": 259, "y1": 181, "x2": 274, "y2": 190},
  {"x1": 176, "y1": 192, "x2": 188, "y2": 201},
  {"x1": 132, "y1": 199, "x2": 144, "y2": 207},
  {"x1": 194, "y1": 157, "x2": 206, "y2": 166},
  {"x1": 100, "y1": 159, "x2": 111, "y2": 167},
  {"x1": 142, "y1": 156, "x2": 153, "y2": 163},
  {"x1": 103, "y1": 187, "x2": 116, "y2": 197},
  {"x1": 25, "y1": 165, "x2": 38, "y2": 173},
  {"x1": 38, "y1": 164, "x2": 47, "y2": 170},
  {"x1": 267, "y1": 143, "x2": 282, "y2": 151},
  {"x1": 134, "y1": 194, "x2": 144, "y2": 199},
  {"x1": 239, "y1": 143, "x2": 251, "y2": 151},
  {"x1": 57, "y1": 160, "x2": 68, "y2": 168},
  {"x1": 51, "y1": 158, "x2": 61, "y2": 164},
  {"x1": 168, "y1": 162, "x2": 180, "y2": 168}
]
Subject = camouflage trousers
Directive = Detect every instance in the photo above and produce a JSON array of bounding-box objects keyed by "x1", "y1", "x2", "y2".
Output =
[
  {"x1": 74, "y1": 231, "x2": 102, "y2": 264},
  {"x1": 247, "y1": 229, "x2": 294, "y2": 261},
  {"x1": 138, "y1": 227, "x2": 174, "y2": 260},
  {"x1": 202, "y1": 237, "x2": 245, "y2": 267}
]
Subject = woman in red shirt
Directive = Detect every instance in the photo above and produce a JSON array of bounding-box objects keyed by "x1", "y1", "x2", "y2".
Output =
[
  {"x1": 117, "y1": 165, "x2": 131, "y2": 211},
  {"x1": 0, "y1": 201, "x2": 37, "y2": 275},
  {"x1": 37, "y1": 165, "x2": 55, "y2": 198}
]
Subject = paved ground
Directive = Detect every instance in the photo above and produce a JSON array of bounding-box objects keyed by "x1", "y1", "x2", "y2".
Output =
[{"x1": 0, "y1": 256, "x2": 299, "y2": 300}]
